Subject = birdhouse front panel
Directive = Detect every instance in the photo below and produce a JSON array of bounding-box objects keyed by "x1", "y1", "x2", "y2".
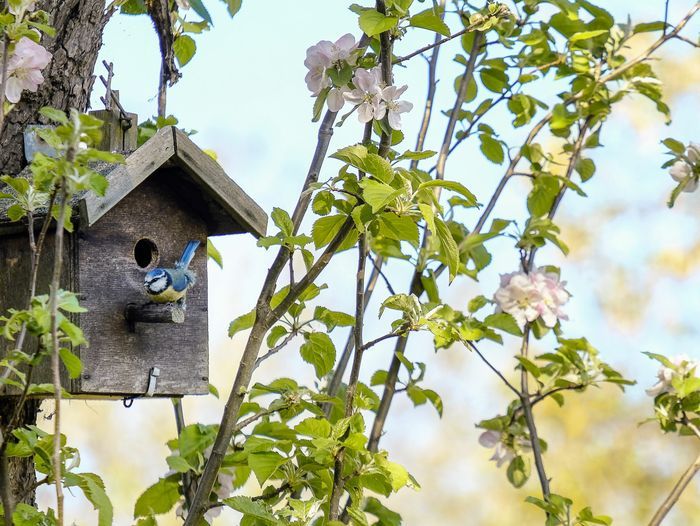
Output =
[{"x1": 76, "y1": 172, "x2": 209, "y2": 397}]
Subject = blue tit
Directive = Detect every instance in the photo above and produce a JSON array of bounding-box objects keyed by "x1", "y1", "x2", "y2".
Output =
[{"x1": 144, "y1": 240, "x2": 200, "y2": 304}]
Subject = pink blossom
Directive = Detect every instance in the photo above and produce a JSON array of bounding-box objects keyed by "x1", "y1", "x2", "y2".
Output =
[
  {"x1": 493, "y1": 268, "x2": 570, "y2": 329},
  {"x1": 381, "y1": 84, "x2": 413, "y2": 130},
  {"x1": 478, "y1": 430, "x2": 530, "y2": 468},
  {"x1": 5, "y1": 37, "x2": 52, "y2": 104},
  {"x1": 303, "y1": 34, "x2": 357, "y2": 96},
  {"x1": 646, "y1": 354, "x2": 698, "y2": 397}
]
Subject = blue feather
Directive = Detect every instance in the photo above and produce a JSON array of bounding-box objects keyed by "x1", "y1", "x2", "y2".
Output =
[{"x1": 176, "y1": 240, "x2": 200, "y2": 270}]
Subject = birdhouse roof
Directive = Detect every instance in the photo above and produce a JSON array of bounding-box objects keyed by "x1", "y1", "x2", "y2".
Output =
[{"x1": 0, "y1": 126, "x2": 267, "y2": 237}]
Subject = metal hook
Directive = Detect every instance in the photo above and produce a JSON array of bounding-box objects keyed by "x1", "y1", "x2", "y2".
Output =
[{"x1": 146, "y1": 367, "x2": 160, "y2": 397}]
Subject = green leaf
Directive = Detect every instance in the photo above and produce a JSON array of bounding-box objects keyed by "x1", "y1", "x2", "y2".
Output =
[
  {"x1": 134, "y1": 478, "x2": 179, "y2": 517},
  {"x1": 633, "y1": 21, "x2": 666, "y2": 34},
  {"x1": 65, "y1": 473, "x2": 113, "y2": 526},
  {"x1": 409, "y1": 9, "x2": 450, "y2": 36},
  {"x1": 312, "y1": 214, "x2": 347, "y2": 248},
  {"x1": 514, "y1": 355, "x2": 541, "y2": 378},
  {"x1": 418, "y1": 180, "x2": 478, "y2": 207},
  {"x1": 207, "y1": 239, "x2": 223, "y2": 268},
  {"x1": 527, "y1": 176, "x2": 559, "y2": 217},
  {"x1": 229, "y1": 309, "x2": 255, "y2": 337},
  {"x1": 300, "y1": 332, "x2": 336, "y2": 378},
  {"x1": 362, "y1": 153, "x2": 394, "y2": 183},
  {"x1": 248, "y1": 451, "x2": 285, "y2": 485},
  {"x1": 314, "y1": 306, "x2": 354, "y2": 331},
  {"x1": 506, "y1": 456, "x2": 530, "y2": 488},
  {"x1": 312, "y1": 190, "x2": 334, "y2": 216},
  {"x1": 663, "y1": 138, "x2": 686, "y2": 155},
  {"x1": 359, "y1": 9, "x2": 399, "y2": 37},
  {"x1": 569, "y1": 29, "x2": 608, "y2": 43},
  {"x1": 173, "y1": 35, "x2": 196, "y2": 67},
  {"x1": 483, "y1": 312, "x2": 522, "y2": 336},
  {"x1": 575, "y1": 158, "x2": 596, "y2": 182},
  {"x1": 223, "y1": 0, "x2": 243, "y2": 17},
  {"x1": 189, "y1": 0, "x2": 213, "y2": 24},
  {"x1": 266, "y1": 325, "x2": 288, "y2": 347},
  {"x1": 39, "y1": 106, "x2": 68, "y2": 124},
  {"x1": 378, "y1": 212, "x2": 419, "y2": 246},
  {"x1": 223, "y1": 496, "x2": 276, "y2": 522},
  {"x1": 271, "y1": 207, "x2": 294, "y2": 236},
  {"x1": 434, "y1": 218, "x2": 459, "y2": 282},
  {"x1": 359, "y1": 179, "x2": 402, "y2": 213},
  {"x1": 479, "y1": 134, "x2": 504, "y2": 164},
  {"x1": 294, "y1": 417, "x2": 331, "y2": 438},
  {"x1": 59, "y1": 348, "x2": 82, "y2": 379}
]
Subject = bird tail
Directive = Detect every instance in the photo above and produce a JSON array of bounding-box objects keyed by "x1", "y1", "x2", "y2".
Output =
[{"x1": 176, "y1": 240, "x2": 201, "y2": 270}]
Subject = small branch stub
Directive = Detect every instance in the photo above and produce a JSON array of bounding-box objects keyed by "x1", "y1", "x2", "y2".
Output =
[{"x1": 124, "y1": 302, "x2": 185, "y2": 332}]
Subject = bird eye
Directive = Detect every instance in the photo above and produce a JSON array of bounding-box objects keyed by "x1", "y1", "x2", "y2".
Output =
[{"x1": 134, "y1": 238, "x2": 159, "y2": 269}]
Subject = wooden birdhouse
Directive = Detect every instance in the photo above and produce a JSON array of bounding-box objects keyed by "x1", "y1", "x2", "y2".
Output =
[{"x1": 0, "y1": 125, "x2": 267, "y2": 398}]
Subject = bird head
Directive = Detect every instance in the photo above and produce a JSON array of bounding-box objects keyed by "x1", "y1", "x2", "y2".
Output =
[{"x1": 144, "y1": 268, "x2": 171, "y2": 295}]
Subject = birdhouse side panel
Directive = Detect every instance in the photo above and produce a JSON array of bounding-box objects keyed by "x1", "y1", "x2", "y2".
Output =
[
  {"x1": 0, "y1": 231, "x2": 77, "y2": 395},
  {"x1": 77, "y1": 175, "x2": 209, "y2": 397}
]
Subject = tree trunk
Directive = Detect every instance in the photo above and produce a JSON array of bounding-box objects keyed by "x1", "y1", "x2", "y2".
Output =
[{"x1": 0, "y1": 0, "x2": 109, "y2": 509}]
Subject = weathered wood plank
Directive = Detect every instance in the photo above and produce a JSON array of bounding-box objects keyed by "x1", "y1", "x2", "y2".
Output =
[
  {"x1": 81, "y1": 125, "x2": 175, "y2": 228},
  {"x1": 0, "y1": 230, "x2": 76, "y2": 395}
]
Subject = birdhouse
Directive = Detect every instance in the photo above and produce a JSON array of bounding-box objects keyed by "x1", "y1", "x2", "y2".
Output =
[{"x1": 0, "y1": 126, "x2": 267, "y2": 398}]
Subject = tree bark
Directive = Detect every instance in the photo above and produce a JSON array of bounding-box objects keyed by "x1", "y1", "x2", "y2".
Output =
[
  {"x1": 0, "y1": 0, "x2": 109, "y2": 508},
  {"x1": 0, "y1": 0, "x2": 109, "y2": 174}
]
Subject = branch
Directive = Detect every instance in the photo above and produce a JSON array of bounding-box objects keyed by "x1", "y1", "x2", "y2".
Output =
[
  {"x1": 410, "y1": 0, "x2": 446, "y2": 171},
  {"x1": 648, "y1": 452, "x2": 700, "y2": 526},
  {"x1": 325, "y1": 256, "x2": 383, "y2": 416},
  {"x1": 49, "y1": 184, "x2": 69, "y2": 526},
  {"x1": 393, "y1": 18, "x2": 489, "y2": 65},
  {"x1": 434, "y1": 31, "x2": 484, "y2": 182},
  {"x1": 368, "y1": 33, "x2": 485, "y2": 453},
  {"x1": 368, "y1": 252, "x2": 396, "y2": 295},
  {"x1": 466, "y1": 341, "x2": 521, "y2": 398},
  {"x1": 254, "y1": 332, "x2": 296, "y2": 369},
  {"x1": 184, "y1": 108, "x2": 344, "y2": 525},
  {"x1": 527, "y1": 117, "x2": 591, "y2": 268},
  {"x1": 519, "y1": 326, "x2": 551, "y2": 504}
]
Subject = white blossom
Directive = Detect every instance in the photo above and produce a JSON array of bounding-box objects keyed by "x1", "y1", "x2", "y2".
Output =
[
  {"x1": 669, "y1": 160, "x2": 698, "y2": 192},
  {"x1": 344, "y1": 68, "x2": 385, "y2": 123},
  {"x1": 646, "y1": 354, "x2": 698, "y2": 397},
  {"x1": 493, "y1": 268, "x2": 570, "y2": 329},
  {"x1": 381, "y1": 84, "x2": 413, "y2": 130},
  {"x1": 303, "y1": 34, "x2": 357, "y2": 97}
]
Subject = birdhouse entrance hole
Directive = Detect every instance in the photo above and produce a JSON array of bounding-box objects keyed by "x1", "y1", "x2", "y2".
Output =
[{"x1": 134, "y1": 238, "x2": 158, "y2": 268}]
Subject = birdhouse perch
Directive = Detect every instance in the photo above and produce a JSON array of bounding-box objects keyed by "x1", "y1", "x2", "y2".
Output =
[{"x1": 0, "y1": 126, "x2": 267, "y2": 398}]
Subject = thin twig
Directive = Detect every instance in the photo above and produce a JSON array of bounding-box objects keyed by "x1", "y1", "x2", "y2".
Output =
[
  {"x1": 466, "y1": 341, "x2": 521, "y2": 398},
  {"x1": 410, "y1": 0, "x2": 446, "y2": 171},
  {"x1": 254, "y1": 332, "x2": 296, "y2": 369},
  {"x1": 648, "y1": 452, "x2": 700, "y2": 526},
  {"x1": 393, "y1": 17, "x2": 492, "y2": 65},
  {"x1": 172, "y1": 399, "x2": 195, "y2": 511},
  {"x1": 49, "y1": 184, "x2": 69, "y2": 526},
  {"x1": 368, "y1": 252, "x2": 396, "y2": 295},
  {"x1": 328, "y1": 234, "x2": 368, "y2": 521}
]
